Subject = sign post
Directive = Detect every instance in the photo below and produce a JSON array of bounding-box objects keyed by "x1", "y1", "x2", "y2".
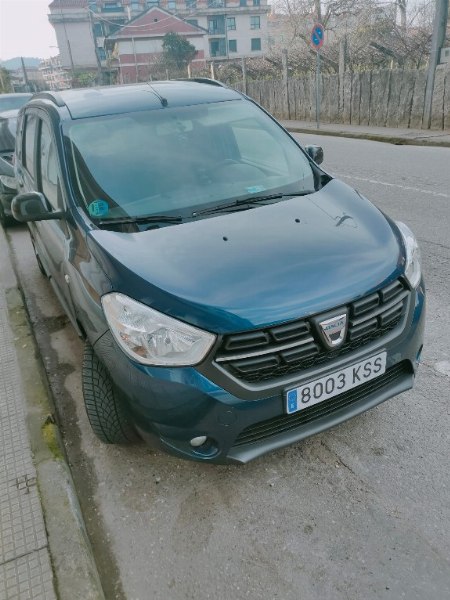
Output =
[{"x1": 311, "y1": 23, "x2": 324, "y2": 129}]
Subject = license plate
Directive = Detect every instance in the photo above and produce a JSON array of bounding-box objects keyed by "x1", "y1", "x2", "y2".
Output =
[{"x1": 285, "y1": 352, "x2": 387, "y2": 414}]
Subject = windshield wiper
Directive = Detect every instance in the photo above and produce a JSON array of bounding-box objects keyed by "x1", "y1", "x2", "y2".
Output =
[
  {"x1": 191, "y1": 192, "x2": 312, "y2": 217},
  {"x1": 98, "y1": 214, "x2": 183, "y2": 225}
]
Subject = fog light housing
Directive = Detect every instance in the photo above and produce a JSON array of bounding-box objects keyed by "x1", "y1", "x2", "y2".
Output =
[{"x1": 190, "y1": 436, "x2": 208, "y2": 447}]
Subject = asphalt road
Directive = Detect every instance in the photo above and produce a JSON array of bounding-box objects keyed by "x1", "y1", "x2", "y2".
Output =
[{"x1": 7, "y1": 134, "x2": 450, "y2": 600}]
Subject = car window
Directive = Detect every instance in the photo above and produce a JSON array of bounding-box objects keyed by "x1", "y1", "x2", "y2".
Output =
[
  {"x1": 23, "y1": 114, "x2": 38, "y2": 178},
  {"x1": 64, "y1": 99, "x2": 316, "y2": 221},
  {"x1": 39, "y1": 121, "x2": 61, "y2": 210}
]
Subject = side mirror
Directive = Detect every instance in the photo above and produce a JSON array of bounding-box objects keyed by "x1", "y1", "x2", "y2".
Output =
[
  {"x1": 0, "y1": 156, "x2": 15, "y2": 178},
  {"x1": 304, "y1": 145, "x2": 324, "y2": 165},
  {"x1": 11, "y1": 192, "x2": 65, "y2": 223}
]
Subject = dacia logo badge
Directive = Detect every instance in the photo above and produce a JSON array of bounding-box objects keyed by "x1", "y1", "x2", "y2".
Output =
[{"x1": 318, "y1": 313, "x2": 348, "y2": 349}]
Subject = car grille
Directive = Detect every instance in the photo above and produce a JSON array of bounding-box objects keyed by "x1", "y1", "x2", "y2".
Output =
[
  {"x1": 215, "y1": 279, "x2": 410, "y2": 384},
  {"x1": 233, "y1": 361, "x2": 411, "y2": 447}
]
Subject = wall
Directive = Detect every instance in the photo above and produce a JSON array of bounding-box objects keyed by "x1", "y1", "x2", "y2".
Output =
[
  {"x1": 54, "y1": 21, "x2": 98, "y2": 69},
  {"x1": 236, "y1": 65, "x2": 450, "y2": 130}
]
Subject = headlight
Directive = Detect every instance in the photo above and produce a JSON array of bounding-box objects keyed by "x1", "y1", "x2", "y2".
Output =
[
  {"x1": 101, "y1": 292, "x2": 216, "y2": 367},
  {"x1": 0, "y1": 175, "x2": 17, "y2": 190},
  {"x1": 396, "y1": 221, "x2": 422, "y2": 288}
]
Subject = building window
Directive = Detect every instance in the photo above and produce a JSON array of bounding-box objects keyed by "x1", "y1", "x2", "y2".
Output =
[
  {"x1": 228, "y1": 39, "x2": 237, "y2": 53},
  {"x1": 186, "y1": 0, "x2": 196, "y2": 7},
  {"x1": 208, "y1": 16, "x2": 225, "y2": 34},
  {"x1": 131, "y1": 1, "x2": 140, "y2": 10},
  {"x1": 239, "y1": 0, "x2": 246, "y2": 6},
  {"x1": 251, "y1": 37, "x2": 261, "y2": 51},
  {"x1": 168, "y1": 0, "x2": 176, "y2": 9},
  {"x1": 187, "y1": 19, "x2": 198, "y2": 26},
  {"x1": 227, "y1": 17, "x2": 235, "y2": 30},
  {"x1": 253, "y1": 0, "x2": 260, "y2": 4},
  {"x1": 97, "y1": 47, "x2": 106, "y2": 60},
  {"x1": 250, "y1": 16, "x2": 260, "y2": 29},
  {"x1": 102, "y1": 1, "x2": 124, "y2": 12},
  {"x1": 93, "y1": 23, "x2": 103, "y2": 36},
  {"x1": 209, "y1": 38, "x2": 226, "y2": 57}
]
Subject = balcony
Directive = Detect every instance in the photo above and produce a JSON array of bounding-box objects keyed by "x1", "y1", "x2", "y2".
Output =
[
  {"x1": 48, "y1": 11, "x2": 90, "y2": 23},
  {"x1": 101, "y1": 5, "x2": 125, "y2": 12},
  {"x1": 177, "y1": 4, "x2": 269, "y2": 15}
]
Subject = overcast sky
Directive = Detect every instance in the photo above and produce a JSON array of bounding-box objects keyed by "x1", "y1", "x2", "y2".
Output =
[{"x1": 0, "y1": 0, "x2": 58, "y2": 61}]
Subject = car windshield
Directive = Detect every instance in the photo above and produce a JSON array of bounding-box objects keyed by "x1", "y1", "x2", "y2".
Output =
[
  {"x1": 0, "y1": 96, "x2": 31, "y2": 113},
  {"x1": 64, "y1": 99, "x2": 316, "y2": 222}
]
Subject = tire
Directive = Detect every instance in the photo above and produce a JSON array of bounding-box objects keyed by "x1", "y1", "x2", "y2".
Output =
[
  {"x1": 0, "y1": 203, "x2": 13, "y2": 228},
  {"x1": 31, "y1": 239, "x2": 47, "y2": 276},
  {"x1": 82, "y1": 342, "x2": 139, "y2": 444}
]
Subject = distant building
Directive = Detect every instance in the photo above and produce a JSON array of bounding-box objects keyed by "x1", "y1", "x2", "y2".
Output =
[
  {"x1": 9, "y1": 66, "x2": 45, "y2": 93},
  {"x1": 39, "y1": 56, "x2": 72, "y2": 90},
  {"x1": 48, "y1": 0, "x2": 270, "y2": 78},
  {"x1": 164, "y1": 0, "x2": 269, "y2": 60}
]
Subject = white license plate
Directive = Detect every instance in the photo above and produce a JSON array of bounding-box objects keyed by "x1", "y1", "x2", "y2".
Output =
[{"x1": 285, "y1": 352, "x2": 387, "y2": 414}]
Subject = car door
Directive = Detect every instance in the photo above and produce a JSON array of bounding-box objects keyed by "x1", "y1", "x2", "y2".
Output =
[{"x1": 19, "y1": 109, "x2": 78, "y2": 325}]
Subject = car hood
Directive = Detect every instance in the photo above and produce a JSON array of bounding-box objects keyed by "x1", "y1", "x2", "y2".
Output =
[{"x1": 88, "y1": 179, "x2": 404, "y2": 334}]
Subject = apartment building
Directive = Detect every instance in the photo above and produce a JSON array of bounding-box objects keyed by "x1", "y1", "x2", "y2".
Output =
[
  {"x1": 162, "y1": 0, "x2": 270, "y2": 59},
  {"x1": 48, "y1": 0, "x2": 149, "y2": 71},
  {"x1": 39, "y1": 56, "x2": 72, "y2": 90},
  {"x1": 49, "y1": 0, "x2": 269, "y2": 74}
]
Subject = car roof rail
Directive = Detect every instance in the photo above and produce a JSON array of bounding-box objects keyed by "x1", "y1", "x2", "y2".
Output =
[
  {"x1": 177, "y1": 78, "x2": 228, "y2": 88},
  {"x1": 31, "y1": 91, "x2": 66, "y2": 107}
]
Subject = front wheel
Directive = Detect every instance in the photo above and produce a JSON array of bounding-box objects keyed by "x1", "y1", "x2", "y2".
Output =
[
  {"x1": 82, "y1": 342, "x2": 139, "y2": 444},
  {"x1": 0, "y1": 202, "x2": 13, "y2": 228}
]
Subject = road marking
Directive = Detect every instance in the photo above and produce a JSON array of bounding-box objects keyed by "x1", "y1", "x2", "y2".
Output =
[{"x1": 335, "y1": 173, "x2": 450, "y2": 199}]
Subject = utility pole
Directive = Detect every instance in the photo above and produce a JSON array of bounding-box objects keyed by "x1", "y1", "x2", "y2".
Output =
[
  {"x1": 282, "y1": 49, "x2": 290, "y2": 119},
  {"x1": 20, "y1": 57, "x2": 31, "y2": 92},
  {"x1": 423, "y1": 0, "x2": 449, "y2": 128},
  {"x1": 241, "y1": 57, "x2": 247, "y2": 94},
  {"x1": 88, "y1": 7, "x2": 103, "y2": 85}
]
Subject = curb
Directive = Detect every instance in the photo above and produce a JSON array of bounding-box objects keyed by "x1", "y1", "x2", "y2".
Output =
[
  {"x1": 5, "y1": 258, "x2": 105, "y2": 599},
  {"x1": 283, "y1": 125, "x2": 450, "y2": 148}
]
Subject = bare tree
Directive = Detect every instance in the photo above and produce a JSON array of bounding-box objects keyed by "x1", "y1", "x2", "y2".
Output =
[{"x1": 267, "y1": 0, "x2": 433, "y2": 73}]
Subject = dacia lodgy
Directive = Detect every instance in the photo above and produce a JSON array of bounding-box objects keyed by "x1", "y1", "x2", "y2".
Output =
[{"x1": 4, "y1": 80, "x2": 425, "y2": 463}]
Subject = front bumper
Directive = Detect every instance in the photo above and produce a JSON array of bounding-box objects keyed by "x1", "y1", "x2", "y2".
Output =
[{"x1": 93, "y1": 281, "x2": 425, "y2": 463}]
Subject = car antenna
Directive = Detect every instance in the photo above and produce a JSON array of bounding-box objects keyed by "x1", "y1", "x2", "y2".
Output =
[{"x1": 147, "y1": 83, "x2": 168, "y2": 107}]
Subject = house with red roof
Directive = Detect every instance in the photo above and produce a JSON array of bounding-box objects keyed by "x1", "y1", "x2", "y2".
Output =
[{"x1": 106, "y1": 7, "x2": 208, "y2": 82}]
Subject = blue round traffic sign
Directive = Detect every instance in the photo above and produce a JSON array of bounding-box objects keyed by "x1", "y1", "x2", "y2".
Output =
[{"x1": 311, "y1": 23, "x2": 324, "y2": 49}]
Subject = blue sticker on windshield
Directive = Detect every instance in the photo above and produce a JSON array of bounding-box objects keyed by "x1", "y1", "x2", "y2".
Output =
[
  {"x1": 88, "y1": 200, "x2": 109, "y2": 218},
  {"x1": 246, "y1": 185, "x2": 266, "y2": 194}
]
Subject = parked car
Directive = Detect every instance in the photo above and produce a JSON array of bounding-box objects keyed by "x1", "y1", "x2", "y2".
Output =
[
  {"x1": 0, "y1": 92, "x2": 32, "y2": 116},
  {"x1": 2, "y1": 81, "x2": 425, "y2": 463},
  {"x1": 0, "y1": 109, "x2": 21, "y2": 226}
]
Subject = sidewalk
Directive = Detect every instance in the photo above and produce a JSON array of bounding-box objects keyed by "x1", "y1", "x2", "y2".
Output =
[
  {"x1": 0, "y1": 226, "x2": 104, "y2": 600},
  {"x1": 281, "y1": 120, "x2": 450, "y2": 148}
]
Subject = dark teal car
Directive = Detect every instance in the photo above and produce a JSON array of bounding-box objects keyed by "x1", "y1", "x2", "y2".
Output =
[{"x1": 3, "y1": 81, "x2": 425, "y2": 463}]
